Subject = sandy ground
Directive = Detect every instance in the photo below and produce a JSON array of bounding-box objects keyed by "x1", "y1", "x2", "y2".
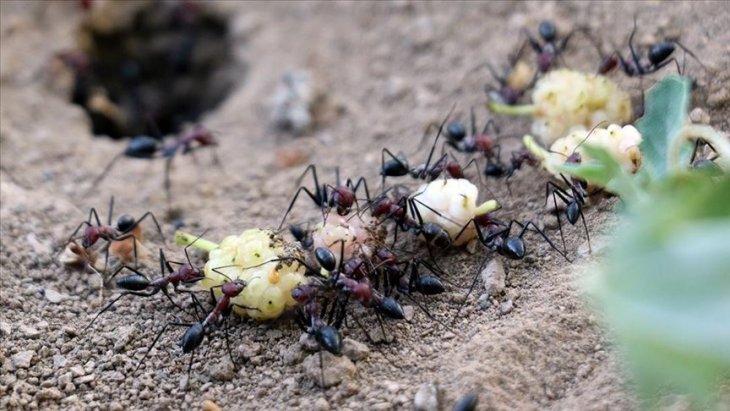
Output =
[{"x1": 1, "y1": 1, "x2": 729, "y2": 410}]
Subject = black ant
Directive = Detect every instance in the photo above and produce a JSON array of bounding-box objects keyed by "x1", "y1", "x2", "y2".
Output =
[
  {"x1": 380, "y1": 107, "x2": 460, "y2": 188},
  {"x1": 83, "y1": 233, "x2": 208, "y2": 331},
  {"x1": 521, "y1": 20, "x2": 593, "y2": 73},
  {"x1": 90, "y1": 124, "x2": 221, "y2": 204},
  {"x1": 598, "y1": 17, "x2": 704, "y2": 77},
  {"x1": 288, "y1": 222, "x2": 314, "y2": 249},
  {"x1": 370, "y1": 247, "x2": 446, "y2": 297},
  {"x1": 277, "y1": 165, "x2": 371, "y2": 230},
  {"x1": 444, "y1": 108, "x2": 505, "y2": 172},
  {"x1": 546, "y1": 173, "x2": 592, "y2": 256},
  {"x1": 60, "y1": 196, "x2": 164, "y2": 273}
]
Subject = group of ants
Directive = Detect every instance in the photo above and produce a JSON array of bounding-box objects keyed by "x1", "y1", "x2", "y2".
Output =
[{"x1": 57, "y1": 17, "x2": 703, "y2": 400}]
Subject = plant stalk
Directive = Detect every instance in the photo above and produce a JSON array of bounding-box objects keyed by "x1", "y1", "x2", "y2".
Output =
[{"x1": 175, "y1": 230, "x2": 219, "y2": 253}]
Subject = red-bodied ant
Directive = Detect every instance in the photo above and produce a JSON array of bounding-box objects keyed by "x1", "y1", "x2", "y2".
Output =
[
  {"x1": 443, "y1": 108, "x2": 509, "y2": 176},
  {"x1": 59, "y1": 196, "x2": 164, "y2": 274},
  {"x1": 521, "y1": 20, "x2": 593, "y2": 73},
  {"x1": 136, "y1": 271, "x2": 254, "y2": 378},
  {"x1": 83, "y1": 233, "x2": 209, "y2": 332},
  {"x1": 277, "y1": 164, "x2": 371, "y2": 230},
  {"x1": 90, "y1": 124, "x2": 220, "y2": 204},
  {"x1": 598, "y1": 17, "x2": 704, "y2": 77}
]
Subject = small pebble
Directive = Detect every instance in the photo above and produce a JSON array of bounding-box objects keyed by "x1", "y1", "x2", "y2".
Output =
[
  {"x1": 481, "y1": 258, "x2": 506, "y2": 297},
  {"x1": 12, "y1": 351, "x2": 34, "y2": 369},
  {"x1": 414, "y1": 383, "x2": 439, "y2": 411},
  {"x1": 499, "y1": 300, "x2": 514, "y2": 315},
  {"x1": 342, "y1": 338, "x2": 370, "y2": 362},
  {"x1": 43, "y1": 288, "x2": 67, "y2": 303},
  {"x1": 20, "y1": 325, "x2": 40, "y2": 339},
  {"x1": 202, "y1": 399, "x2": 222, "y2": 411},
  {"x1": 301, "y1": 352, "x2": 356, "y2": 388},
  {"x1": 314, "y1": 397, "x2": 330, "y2": 411}
]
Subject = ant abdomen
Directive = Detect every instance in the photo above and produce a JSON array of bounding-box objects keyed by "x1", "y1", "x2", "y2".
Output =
[
  {"x1": 116, "y1": 274, "x2": 150, "y2": 291},
  {"x1": 315, "y1": 326, "x2": 343, "y2": 355},
  {"x1": 116, "y1": 215, "x2": 136, "y2": 232},
  {"x1": 502, "y1": 237, "x2": 526, "y2": 260},
  {"x1": 415, "y1": 276, "x2": 445, "y2": 295},
  {"x1": 377, "y1": 296, "x2": 405, "y2": 320},
  {"x1": 648, "y1": 42, "x2": 676, "y2": 65},
  {"x1": 124, "y1": 136, "x2": 159, "y2": 159},
  {"x1": 182, "y1": 323, "x2": 205, "y2": 354}
]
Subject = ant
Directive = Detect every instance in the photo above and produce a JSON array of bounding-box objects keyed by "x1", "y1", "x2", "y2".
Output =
[
  {"x1": 598, "y1": 17, "x2": 704, "y2": 77},
  {"x1": 277, "y1": 164, "x2": 371, "y2": 230},
  {"x1": 370, "y1": 247, "x2": 446, "y2": 297},
  {"x1": 444, "y1": 108, "x2": 506, "y2": 171},
  {"x1": 546, "y1": 173, "x2": 592, "y2": 256},
  {"x1": 380, "y1": 114, "x2": 453, "y2": 188},
  {"x1": 60, "y1": 196, "x2": 164, "y2": 274},
  {"x1": 83, "y1": 233, "x2": 208, "y2": 331},
  {"x1": 136, "y1": 271, "x2": 254, "y2": 378},
  {"x1": 521, "y1": 20, "x2": 593, "y2": 73},
  {"x1": 90, "y1": 124, "x2": 220, "y2": 204}
]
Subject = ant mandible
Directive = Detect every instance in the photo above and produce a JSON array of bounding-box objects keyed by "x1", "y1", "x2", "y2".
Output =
[
  {"x1": 60, "y1": 196, "x2": 164, "y2": 274},
  {"x1": 598, "y1": 17, "x2": 704, "y2": 76}
]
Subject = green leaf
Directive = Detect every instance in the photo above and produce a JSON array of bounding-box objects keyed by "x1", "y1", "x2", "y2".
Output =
[
  {"x1": 635, "y1": 75, "x2": 691, "y2": 180},
  {"x1": 586, "y1": 175, "x2": 730, "y2": 406}
]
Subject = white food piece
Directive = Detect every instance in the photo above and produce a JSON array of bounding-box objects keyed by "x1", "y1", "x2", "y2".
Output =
[
  {"x1": 409, "y1": 179, "x2": 498, "y2": 246},
  {"x1": 543, "y1": 124, "x2": 643, "y2": 177},
  {"x1": 311, "y1": 214, "x2": 382, "y2": 268},
  {"x1": 202, "y1": 229, "x2": 306, "y2": 320},
  {"x1": 531, "y1": 69, "x2": 633, "y2": 146}
]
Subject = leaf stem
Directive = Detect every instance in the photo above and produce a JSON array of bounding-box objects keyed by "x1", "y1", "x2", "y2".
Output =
[
  {"x1": 175, "y1": 230, "x2": 219, "y2": 253},
  {"x1": 487, "y1": 101, "x2": 536, "y2": 116}
]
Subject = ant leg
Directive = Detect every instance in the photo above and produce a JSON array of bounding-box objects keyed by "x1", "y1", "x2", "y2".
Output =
[
  {"x1": 83, "y1": 289, "x2": 159, "y2": 332},
  {"x1": 57, "y1": 220, "x2": 93, "y2": 258},
  {"x1": 88, "y1": 153, "x2": 123, "y2": 194},
  {"x1": 674, "y1": 39, "x2": 707, "y2": 69},
  {"x1": 481, "y1": 118, "x2": 500, "y2": 136},
  {"x1": 627, "y1": 16, "x2": 644, "y2": 75},
  {"x1": 545, "y1": 181, "x2": 572, "y2": 253},
  {"x1": 164, "y1": 157, "x2": 174, "y2": 207},
  {"x1": 278, "y1": 186, "x2": 326, "y2": 231},
  {"x1": 112, "y1": 232, "x2": 142, "y2": 270},
  {"x1": 132, "y1": 211, "x2": 165, "y2": 244},
  {"x1": 135, "y1": 321, "x2": 194, "y2": 372},
  {"x1": 106, "y1": 196, "x2": 114, "y2": 226},
  {"x1": 517, "y1": 220, "x2": 572, "y2": 262},
  {"x1": 453, "y1": 254, "x2": 490, "y2": 323},
  {"x1": 409, "y1": 196, "x2": 461, "y2": 227},
  {"x1": 222, "y1": 319, "x2": 238, "y2": 370},
  {"x1": 521, "y1": 28, "x2": 543, "y2": 53},
  {"x1": 421, "y1": 112, "x2": 453, "y2": 179},
  {"x1": 108, "y1": 264, "x2": 149, "y2": 282}
]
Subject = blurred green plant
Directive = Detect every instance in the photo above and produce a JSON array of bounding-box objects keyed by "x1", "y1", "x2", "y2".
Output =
[{"x1": 558, "y1": 75, "x2": 730, "y2": 407}]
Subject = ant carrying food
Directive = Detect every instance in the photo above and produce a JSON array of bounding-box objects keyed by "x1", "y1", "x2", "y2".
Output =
[
  {"x1": 83, "y1": 233, "x2": 208, "y2": 331},
  {"x1": 277, "y1": 164, "x2": 371, "y2": 230},
  {"x1": 521, "y1": 20, "x2": 593, "y2": 73},
  {"x1": 90, "y1": 124, "x2": 221, "y2": 204},
  {"x1": 59, "y1": 196, "x2": 164, "y2": 274},
  {"x1": 598, "y1": 17, "x2": 705, "y2": 77}
]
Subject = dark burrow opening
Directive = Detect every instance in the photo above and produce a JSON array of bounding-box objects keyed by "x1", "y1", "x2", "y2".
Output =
[{"x1": 63, "y1": 1, "x2": 242, "y2": 139}]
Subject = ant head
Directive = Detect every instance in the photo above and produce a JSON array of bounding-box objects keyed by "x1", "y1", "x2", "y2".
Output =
[
  {"x1": 416, "y1": 275, "x2": 445, "y2": 295},
  {"x1": 315, "y1": 325, "x2": 343, "y2": 355},
  {"x1": 566, "y1": 152, "x2": 582, "y2": 165},
  {"x1": 566, "y1": 201, "x2": 581, "y2": 225},
  {"x1": 291, "y1": 285, "x2": 314, "y2": 304},
  {"x1": 333, "y1": 187, "x2": 355, "y2": 214},
  {"x1": 502, "y1": 237, "x2": 526, "y2": 260},
  {"x1": 378, "y1": 296, "x2": 405, "y2": 320},
  {"x1": 315, "y1": 247, "x2": 337, "y2": 272},
  {"x1": 116, "y1": 215, "x2": 136, "y2": 232},
  {"x1": 289, "y1": 224, "x2": 307, "y2": 242},
  {"x1": 180, "y1": 264, "x2": 202, "y2": 281},
  {"x1": 446, "y1": 121, "x2": 467, "y2": 142},
  {"x1": 538, "y1": 20, "x2": 557, "y2": 43},
  {"x1": 82, "y1": 226, "x2": 100, "y2": 248},
  {"x1": 182, "y1": 323, "x2": 205, "y2": 353},
  {"x1": 648, "y1": 41, "x2": 675, "y2": 66},
  {"x1": 222, "y1": 279, "x2": 246, "y2": 297}
]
